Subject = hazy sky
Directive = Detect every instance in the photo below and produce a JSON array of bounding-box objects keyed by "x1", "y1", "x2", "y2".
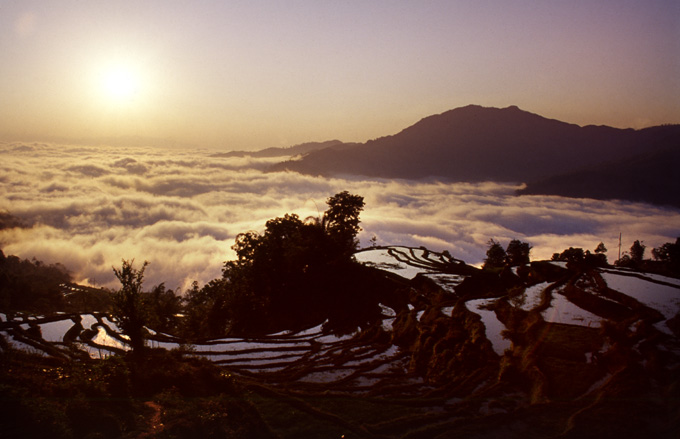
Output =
[{"x1": 1, "y1": 0, "x2": 679, "y2": 150}]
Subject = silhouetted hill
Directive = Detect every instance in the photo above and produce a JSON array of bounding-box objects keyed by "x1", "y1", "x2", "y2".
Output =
[
  {"x1": 518, "y1": 146, "x2": 680, "y2": 208},
  {"x1": 270, "y1": 105, "x2": 680, "y2": 206},
  {"x1": 270, "y1": 105, "x2": 680, "y2": 181},
  {"x1": 212, "y1": 140, "x2": 355, "y2": 158}
]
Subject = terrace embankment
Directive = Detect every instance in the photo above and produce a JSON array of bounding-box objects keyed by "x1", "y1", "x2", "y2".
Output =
[{"x1": 1, "y1": 246, "x2": 679, "y2": 437}]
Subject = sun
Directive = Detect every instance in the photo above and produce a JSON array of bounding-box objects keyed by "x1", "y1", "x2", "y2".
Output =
[{"x1": 99, "y1": 64, "x2": 142, "y2": 103}]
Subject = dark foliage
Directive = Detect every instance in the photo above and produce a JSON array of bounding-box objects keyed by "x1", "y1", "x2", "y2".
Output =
[
  {"x1": 0, "y1": 349, "x2": 271, "y2": 438},
  {"x1": 652, "y1": 237, "x2": 680, "y2": 275},
  {"x1": 145, "y1": 283, "x2": 183, "y2": 334},
  {"x1": 182, "y1": 278, "x2": 234, "y2": 339},
  {"x1": 182, "y1": 192, "x2": 377, "y2": 337},
  {"x1": 60, "y1": 284, "x2": 113, "y2": 313},
  {"x1": 552, "y1": 244, "x2": 609, "y2": 269},
  {"x1": 111, "y1": 259, "x2": 149, "y2": 354},
  {"x1": 110, "y1": 262, "x2": 184, "y2": 348},
  {"x1": 552, "y1": 247, "x2": 585, "y2": 263},
  {"x1": 653, "y1": 238, "x2": 680, "y2": 262},
  {"x1": 616, "y1": 240, "x2": 648, "y2": 269},
  {"x1": 2, "y1": 232, "x2": 680, "y2": 438},
  {"x1": 324, "y1": 191, "x2": 365, "y2": 256},
  {"x1": 482, "y1": 239, "x2": 506, "y2": 270},
  {"x1": 483, "y1": 238, "x2": 532, "y2": 269},
  {"x1": 630, "y1": 240, "x2": 646, "y2": 265},
  {"x1": 0, "y1": 250, "x2": 71, "y2": 313},
  {"x1": 506, "y1": 239, "x2": 532, "y2": 266}
]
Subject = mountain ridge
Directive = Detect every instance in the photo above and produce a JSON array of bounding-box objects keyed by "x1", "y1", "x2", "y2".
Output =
[
  {"x1": 518, "y1": 146, "x2": 680, "y2": 207},
  {"x1": 210, "y1": 139, "x2": 356, "y2": 158},
  {"x1": 267, "y1": 105, "x2": 680, "y2": 206}
]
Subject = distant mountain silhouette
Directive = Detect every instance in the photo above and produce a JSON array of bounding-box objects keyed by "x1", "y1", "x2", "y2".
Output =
[
  {"x1": 268, "y1": 105, "x2": 680, "y2": 206},
  {"x1": 212, "y1": 140, "x2": 355, "y2": 158},
  {"x1": 518, "y1": 146, "x2": 680, "y2": 208}
]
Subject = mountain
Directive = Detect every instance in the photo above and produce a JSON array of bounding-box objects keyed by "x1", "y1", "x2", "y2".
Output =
[
  {"x1": 269, "y1": 105, "x2": 680, "y2": 205},
  {"x1": 518, "y1": 146, "x2": 680, "y2": 208},
  {"x1": 211, "y1": 140, "x2": 355, "y2": 158}
]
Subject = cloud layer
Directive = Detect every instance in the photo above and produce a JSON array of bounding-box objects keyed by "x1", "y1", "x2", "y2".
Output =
[{"x1": 2, "y1": 142, "x2": 678, "y2": 292}]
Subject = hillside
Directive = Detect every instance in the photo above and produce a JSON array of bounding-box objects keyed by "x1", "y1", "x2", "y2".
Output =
[
  {"x1": 268, "y1": 105, "x2": 680, "y2": 206},
  {"x1": 518, "y1": 146, "x2": 680, "y2": 208},
  {"x1": 2, "y1": 246, "x2": 679, "y2": 438}
]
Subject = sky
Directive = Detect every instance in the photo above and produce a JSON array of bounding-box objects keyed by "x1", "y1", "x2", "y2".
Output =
[
  {"x1": 1, "y1": 0, "x2": 679, "y2": 150},
  {"x1": 1, "y1": 142, "x2": 678, "y2": 291}
]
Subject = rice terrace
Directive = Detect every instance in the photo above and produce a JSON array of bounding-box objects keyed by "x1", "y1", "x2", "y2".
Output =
[
  {"x1": 1, "y1": 2, "x2": 679, "y2": 437},
  {"x1": 2, "y1": 229, "x2": 679, "y2": 437}
]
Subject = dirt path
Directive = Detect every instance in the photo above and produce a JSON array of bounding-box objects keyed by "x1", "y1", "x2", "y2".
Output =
[{"x1": 139, "y1": 401, "x2": 164, "y2": 438}]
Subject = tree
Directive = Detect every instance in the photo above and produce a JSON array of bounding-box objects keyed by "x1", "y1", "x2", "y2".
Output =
[
  {"x1": 652, "y1": 237, "x2": 680, "y2": 275},
  {"x1": 505, "y1": 239, "x2": 532, "y2": 266},
  {"x1": 552, "y1": 247, "x2": 585, "y2": 264},
  {"x1": 483, "y1": 239, "x2": 507, "y2": 270},
  {"x1": 652, "y1": 238, "x2": 680, "y2": 263},
  {"x1": 594, "y1": 242, "x2": 607, "y2": 254},
  {"x1": 217, "y1": 191, "x2": 368, "y2": 334},
  {"x1": 322, "y1": 191, "x2": 365, "y2": 255},
  {"x1": 112, "y1": 259, "x2": 149, "y2": 354},
  {"x1": 615, "y1": 254, "x2": 631, "y2": 267},
  {"x1": 146, "y1": 283, "x2": 182, "y2": 334},
  {"x1": 181, "y1": 278, "x2": 237, "y2": 339},
  {"x1": 630, "y1": 240, "x2": 646, "y2": 265},
  {"x1": 0, "y1": 251, "x2": 71, "y2": 313},
  {"x1": 585, "y1": 242, "x2": 609, "y2": 266}
]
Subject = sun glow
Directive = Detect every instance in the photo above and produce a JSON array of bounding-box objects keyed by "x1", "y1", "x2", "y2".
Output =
[{"x1": 98, "y1": 64, "x2": 143, "y2": 104}]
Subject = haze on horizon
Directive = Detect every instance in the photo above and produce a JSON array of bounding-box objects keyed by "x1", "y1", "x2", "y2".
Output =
[
  {"x1": 1, "y1": 0, "x2": 679, "y2": 150},
  {"x1": 2, "y1": 142, "x2": 679, "y2": 292}
]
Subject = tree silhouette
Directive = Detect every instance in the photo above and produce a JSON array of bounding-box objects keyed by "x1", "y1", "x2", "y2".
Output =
[
  {"x1": 323, "y1": 191, "x2": 365, "y2": 255},
  {"x1": 483, "y1": 239, "x2": 507, "y2": 270},
  {"x1": 652, "y1": 237, "x2": 680, "y2": 275},
  {"x1": 112, "y1": 259, "x2": 149, "y2": 354},
  {"x1": 586, "y1": 242, "x2": 609, "y2": 266},
  {"x1": 552, "y1": 247, "x2": 585, "y2": 263},
  {"x1": 0, "y1": 251, "x2": 71, "y2": 312},
  {"x1": 214, "y1": 191, "x2": 369, "y2": 334},
  {"x1": 652, "y1": 238, "x2": 679, "y2": 262},
  {"x1": 630, "y1": 240, "x2": 646, "y2": 265},
  {"x1": 146, "y1": 283, "x2": 182, "y2": 334},
  {"x1": 506, "y1": 239, "x2": 532, "y2": 266},
  {"x1": 482, "y1": 239, "x2": 531, "y2": 269}
]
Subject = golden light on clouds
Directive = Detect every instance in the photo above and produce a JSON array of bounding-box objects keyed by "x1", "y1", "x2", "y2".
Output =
[{"x1": 1, "y1": 142, "x2": 678, "y2": 290}]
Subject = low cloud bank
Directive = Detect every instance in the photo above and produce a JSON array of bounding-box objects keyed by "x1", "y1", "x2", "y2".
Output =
[{"x1": 1, "y1": 142, "x2": 678, "y2": 291}]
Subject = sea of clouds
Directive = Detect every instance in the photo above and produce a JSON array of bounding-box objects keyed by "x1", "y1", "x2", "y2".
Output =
[{"x1": 1, "y1": 141, "x2": 679, "y2": 292}]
